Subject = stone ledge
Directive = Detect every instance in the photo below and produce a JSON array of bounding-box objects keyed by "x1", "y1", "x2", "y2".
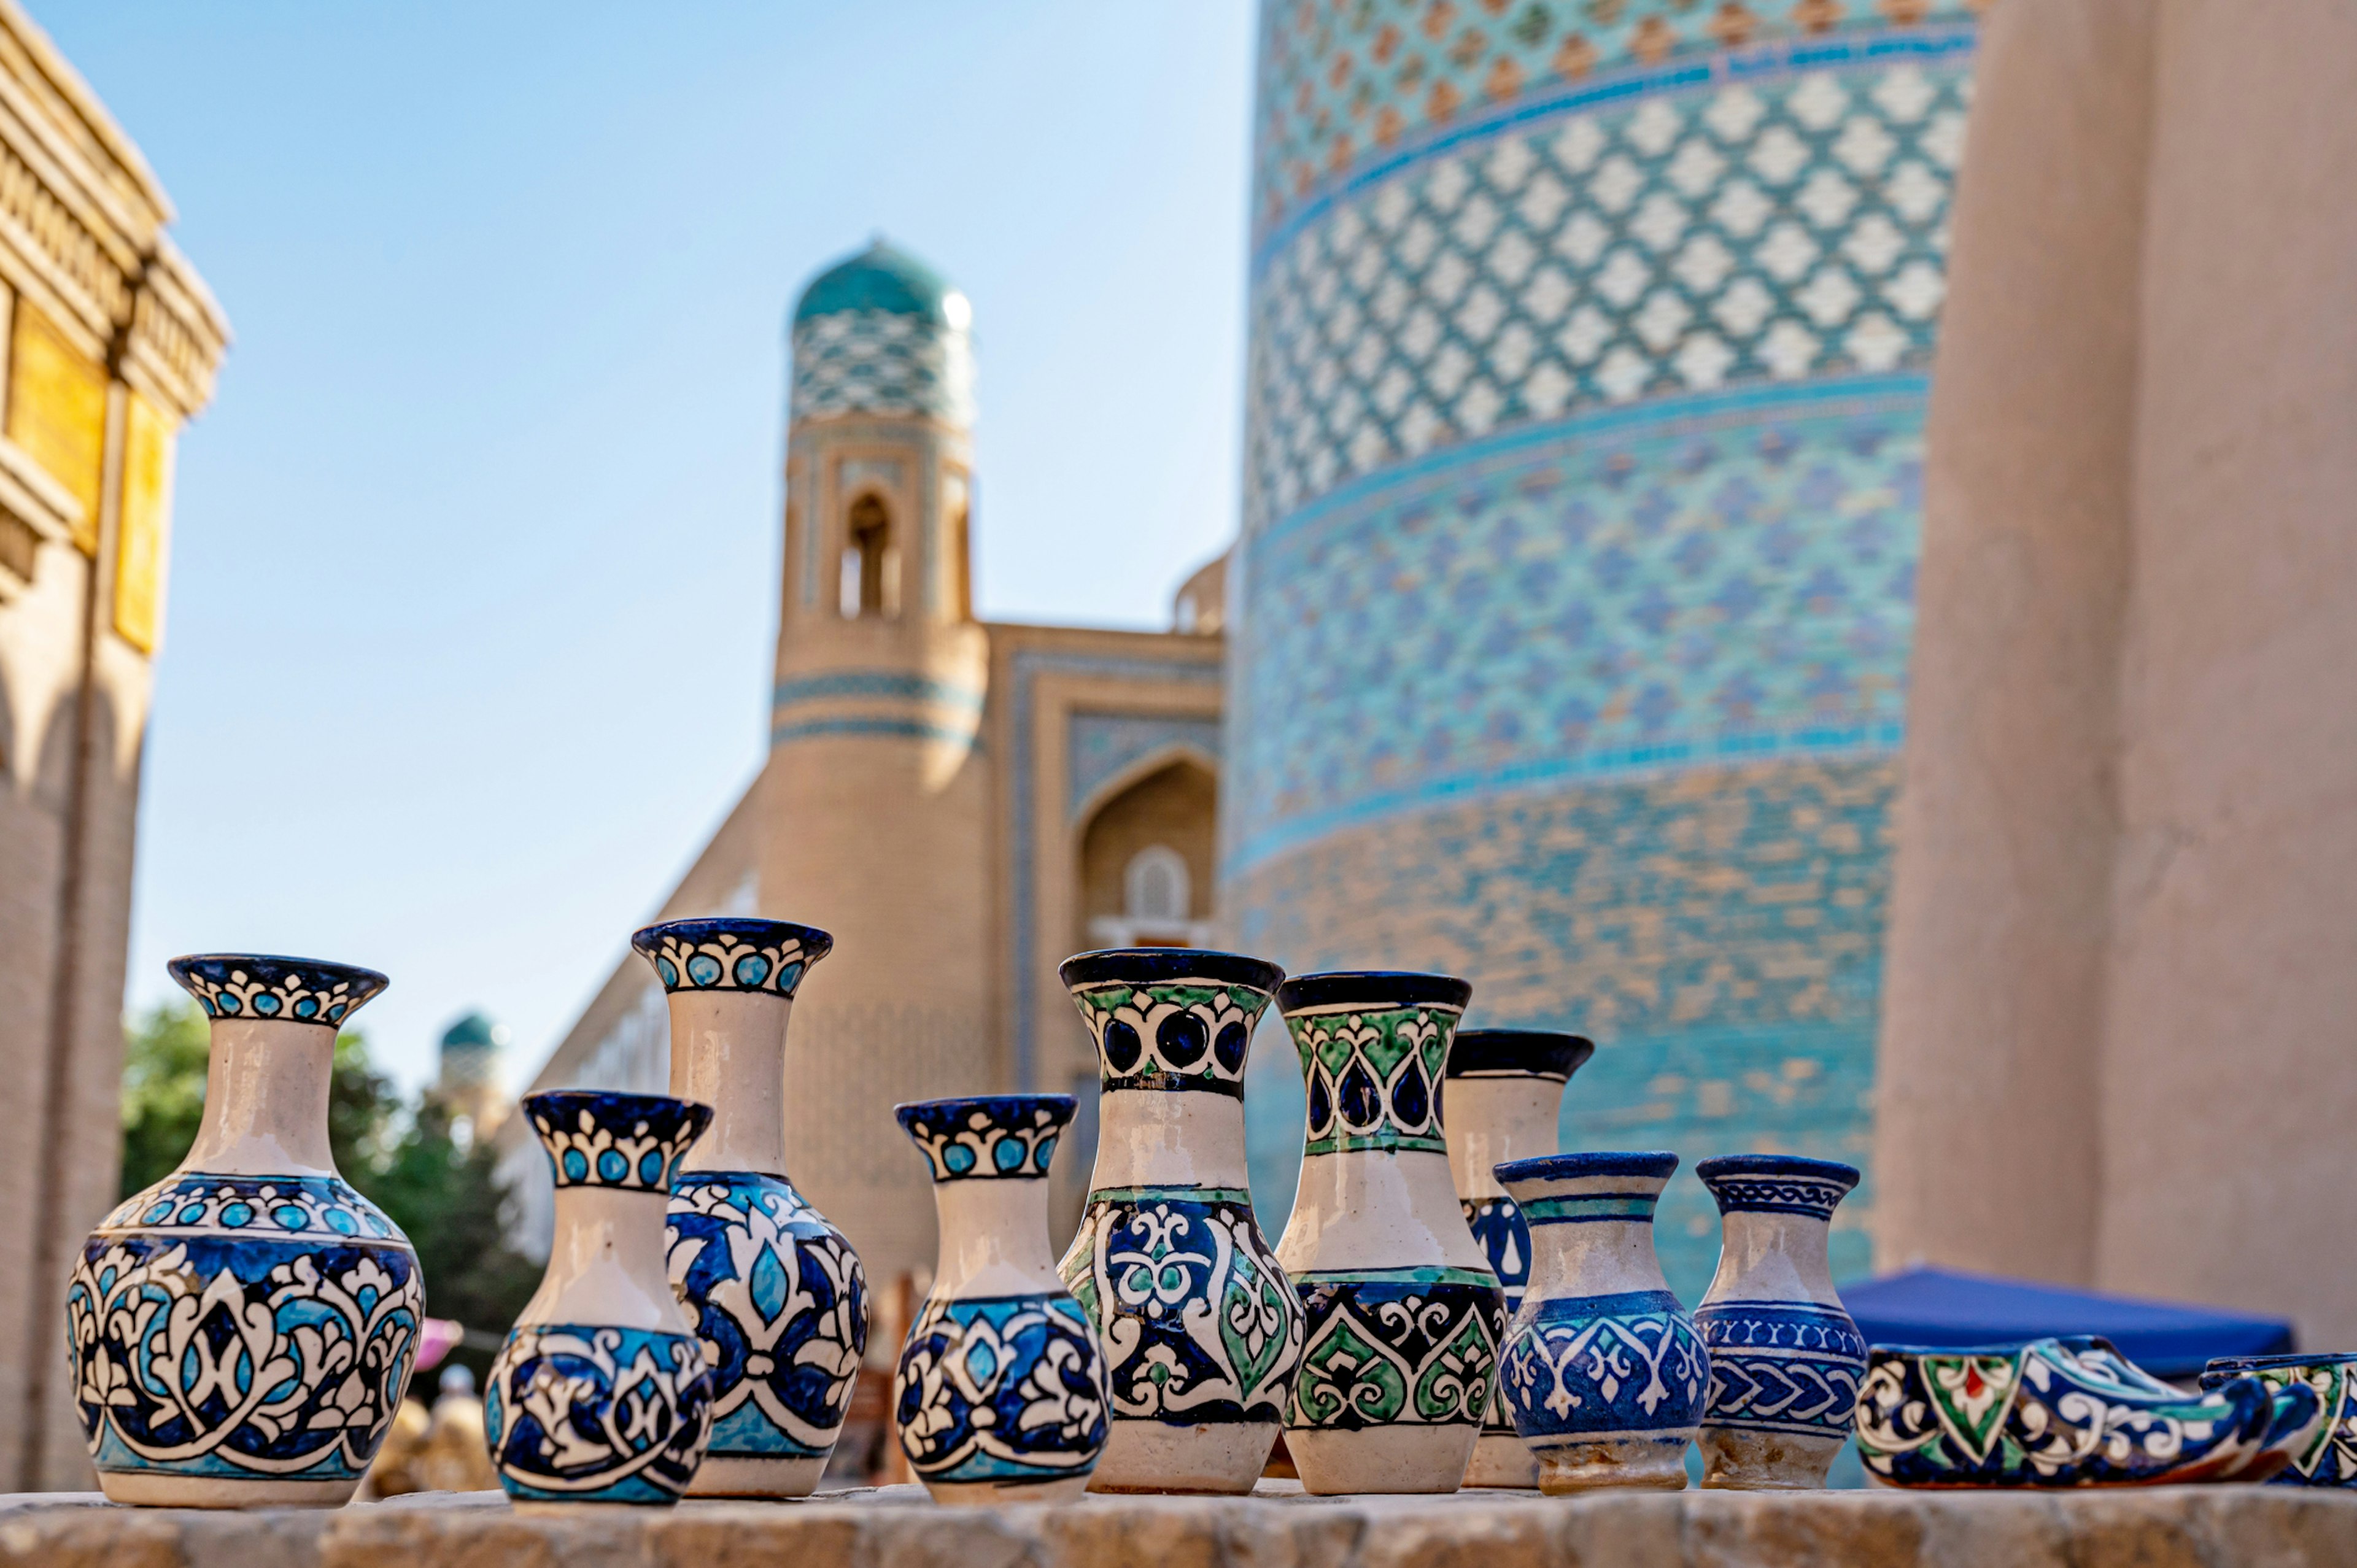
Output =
[{"x1": 2, "y1": 1483, "x2": 2355, "y2": 1568}]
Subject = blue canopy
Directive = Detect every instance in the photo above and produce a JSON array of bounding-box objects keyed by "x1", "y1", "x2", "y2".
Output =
[{"x1": 1842, "y1": 1266, "x2": 2294, "y2": 1378}]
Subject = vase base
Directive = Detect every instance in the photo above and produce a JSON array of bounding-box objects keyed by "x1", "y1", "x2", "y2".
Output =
[
  {"x1": 686, "y1": 1453, "x2": 830, "y2": 1498},
  {"x1": 1699, "y1": 1429, "x2": 1844, "y2": 1490},
  {"x1": 96, "y1": 1472, "x2": 360, "y2": 1509},
  {"x1": 921, "y1": 1474, "x2": 1092, "y2": 1506},
  {"x1": 1462, "y1": 1432, "x2": 1539, "y2": 1488},
  {"x1": 1288, "y1": 1425, "x2": 1479, "y2": 1495},
  {"x1": 1531, "y1": 1434, "x2": 1694, "y2": 1493},
  {"x1": 1087, "y1": 1421, "x2": 1278, "y2": 1494}
]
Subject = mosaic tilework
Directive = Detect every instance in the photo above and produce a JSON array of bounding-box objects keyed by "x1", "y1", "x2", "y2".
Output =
[
  {"x1": 789, "y1": 308, "x2": 974, "y2": 426},
  {"x1": 1253, "y1": 0, "x2": 1982, "y2": 234},
  {"x1": 1067, "y1": 713, "x2": 1224, "y2": 818},
  {"x1": 1236, "y1": 756, "x2": 1893, "y2": 1296},
  {"x1": 1247, "y1": 39, "x2": 1969, "y2": 527}
]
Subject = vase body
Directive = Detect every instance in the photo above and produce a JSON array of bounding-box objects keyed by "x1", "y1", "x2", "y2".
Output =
[
  {"x1": 1055, "y1": 949, "x2": 1304, "y2": 1494},
  {"x1": 1692, "y1": 1154, "x2": 1866, "y2": 1489},
  {"x1": 894, "y1": 1095, "x2": 1108, "y2": 1503},
  {"x1": 632, "y1": 917, "x2": 866, "y2": 1499},
  {"x1": 486, "y1": 1091, "x2": 715, "y2": 1506},
  {"x1": 1443, "y1": 1029, "x2": 1593, "y2": 1488},
  {"x1": 1495, "y1": 1151, "x2": 1708, "y2": 1493},
  {"x1": 68, "y1": 956, "x2": 418, "y2": 1507},
  {"x1": 2202, "y1": 1354, "x2": 2357, "y2": 1486},
  {"x1": 1274, "y1": 971, "x2": 1501, "y2": 1494}
]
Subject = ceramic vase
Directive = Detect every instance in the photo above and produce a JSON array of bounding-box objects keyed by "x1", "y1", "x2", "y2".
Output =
[
  {"x1": 67, "y1": 955, "x2": 419, "y2": 1507},
  {"x1": 1273, "y1": 971, "x2": 1503, "y2": 1494},
  {"x1": 1494, "y1": 1151, "x2": 1709, "y2": 1493},
  {"x1": 2202, "y1": 1354, "x2": 2357, "y2": 1486},
  {"x1": 1690, "y1": 1154, "x2": 1867, "y2": 1489},
  {"x1": 1055, "y1": 948, "x2": 1304, "y2": 1494},
  {"x1": 1442, "y1": 1029, "x2": 1594, "y2": 1488},
  {"x1": 892, "y1": 1094, "x2": 1108, "y2": 1502},
  {"x1": 486, "y1": 1091, "x2": 715, "y2": 1506},
  {"x1": 631, "y1": 917, "x2": 866, "y2": 1499}
]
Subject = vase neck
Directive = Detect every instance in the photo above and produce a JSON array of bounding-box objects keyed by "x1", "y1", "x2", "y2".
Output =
[
  {"x1": 519, "y1": 1185, "x2": 687, "y2": 1332},
  {"x1": 1444, "y1": 1076, "x2": 1566, "y2": 1201},
  {"x1": 180, "y1": 1019, "x2": 338, "y2": 1178},
  {"x1": 1085, "y1": 1086, "x2": 1247, "y2": 1193},
  {"x1": 930, "y1": 1178, "x2": 1059, "y2": 1297},
  {"x1": 665, "y1": 990, "x2": 787, "y2": 1174},
  {"x1": 1275, "y1": 1146, "x2": 1492, "y2": 1276},
  {"x1": 1524, "y1": 1211, "x2": 1673, "y2": 1298},
  {"x1": 1702, "y1": 1210, "x2": 1841, "y2": 1307}
]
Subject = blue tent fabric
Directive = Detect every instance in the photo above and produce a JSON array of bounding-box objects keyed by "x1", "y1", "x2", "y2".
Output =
[{"x1": 1841, "y1": 1267, "x2": 2294, "y2": 1378}]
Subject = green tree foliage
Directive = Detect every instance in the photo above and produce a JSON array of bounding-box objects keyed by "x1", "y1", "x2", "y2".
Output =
[{"x1": 118, "y1": 1000, "x2": 540, "y2": 1381}]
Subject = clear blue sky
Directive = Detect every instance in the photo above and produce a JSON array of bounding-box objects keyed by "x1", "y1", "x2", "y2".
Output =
[{"x1": 37, "y1": 2, "x2": 1255, "y2": 1092}]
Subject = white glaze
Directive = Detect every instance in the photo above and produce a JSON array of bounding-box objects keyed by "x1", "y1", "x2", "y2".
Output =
[
  {"x1": 667, "y1": 991, "x2": 788, "y2": 1175},
  {"x1": 518, "y1": 1187, "x2": 695, "y2": 1334},
  {"x1": 1277, "y1": 1148, "x2": 1491, "y2": 1275},
  {"x1": 1444, "y1": 1076, "x2": 1562, "y2": 1203},
  {"x1": 179, "y1": 1019, "x2": 339, "y2": 1178}
]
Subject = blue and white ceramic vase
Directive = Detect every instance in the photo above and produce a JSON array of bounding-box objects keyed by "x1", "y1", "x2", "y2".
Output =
[
  {"x1": 1056, "y1": 948, "x2": 1304, "y2": 1494},
  {"x1": 68, "y1": 956, "x2": 419, "y2": 1507},
  {"x1": 1495, "y1": 1151, "x2": 1709, "y2": 1493},
  {"x1": 1442, "y1": 1029, "x2": 1594, "y2": 1488},
  {"x1": 486, "y1": 1091, "x2": 715, "y2": 1506},
  {"x1": 2202, "y1": 1354, "x2": 2357, "y2": 1486},
  {"x1": 893, "y1": 1095, "x2": 1108, "y2": 1503},
  {"x1": 1274, "y1": 971, "x2": 1503, "y2": 1494},
  {"x1": 631, "y1": 917, "x2": 865, "y2": 1499},
  {"x1": 1691, "y1": 1154, "x2": 1867, "y2": 1488}
]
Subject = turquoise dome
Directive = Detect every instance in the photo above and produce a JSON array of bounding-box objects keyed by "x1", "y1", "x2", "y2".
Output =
[
  {"x1": 440, "y1": 1011, "x2": 502, "y2": 1052},
  {"x1": 792, "y1": 239, "x2": 963, "y2": 328}
]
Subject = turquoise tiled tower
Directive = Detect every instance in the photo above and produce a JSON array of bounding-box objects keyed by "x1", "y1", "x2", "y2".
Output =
[{"x1": 1227, "y1": 1, "x2": 1981, "y2": 1296}]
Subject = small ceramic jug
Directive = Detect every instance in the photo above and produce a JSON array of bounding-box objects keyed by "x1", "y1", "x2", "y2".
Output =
[
  {"x1": 1274, "y1": 971, "x2": 1503, "y2": 1494},
  {"x1": 1691, "y1": 1154, "x2": 1867, "y2": 1488},
  {"x1": 1056, "y1": 948, "x2": 1304, "y2": 1493},
  {"x1": 1443, "y1": 1029, "x2": 1594, "y2": 1488},
  {"x1": 2202, "y1": 1354, "x2": 2357, "y2": 1486},
  {"x1": 68, "y1": 955, "x2": 419, "y2": 1507},
  {"x1": 1494, "y1": 1151, "x2": 1709, "y2": 1493},
  {"x1": 486, "y1": 1091, "x2": 716, "y2": 1506},
  {"x1": 633, "y1": 917, "x2": 866, "y2": 1498},
  {"x1": 893, "y1": 1095, "x2": 1109, "y2": 1502}
]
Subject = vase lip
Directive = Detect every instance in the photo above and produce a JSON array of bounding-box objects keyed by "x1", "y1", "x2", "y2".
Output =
[
  {"x1": 1275, "y1": 970, "x2": 1471, "y2": 1014},
  {"x1": 629, "y1": 917, "x2": 834, "y2": 996},
  {"x1": 166, "y1": 952, "x2": 390, "y2": 1026},
  {"x1": 1058, "y1": 946, "x2": 1285, "y2": 995},
  {"x1": 1496, "y1": 1149, "x2": 1679, "y2": 1185},
  {"x1": 1444, "y1": 1029, "x2": 1595, "y2": 1081},
  {"x1": 1693, "y1": 1153, "x2": 1860, "y2": 1216},
  {"x1": 521, "y1": 1089, "x2": 713, "y2": 1193},
  {"x1": 895, "y1": 1094, "x2": 1075, "y2": 1184}
]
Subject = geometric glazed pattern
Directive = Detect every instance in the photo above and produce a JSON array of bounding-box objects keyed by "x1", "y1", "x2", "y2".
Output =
[
  {"x1": 789, "y1": 308, "x2": 974, "y2": 426},
  {"x1": 1067, "y1": 713, "x2": 1223, "y2": 817}
]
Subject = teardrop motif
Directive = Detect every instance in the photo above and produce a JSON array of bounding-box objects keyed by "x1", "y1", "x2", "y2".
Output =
[
  {"x1": 1155, "y1": 1010, "x2": 1209, "y2": 1069},
  {"x1": 1103, "y1": 1019, "x2": 1143, "y2": 1074},
  {"x1": 1213, "y1": 1020, "x2": 1250, "y2": 1075},
  {"x1": 1390, "y1": 1056, "x2": 1430, "y2": 1129},
  {"x1": 1307, "y1": 1065, "x2": 1334, "y2": 1134},
  {"x1": 1339, "y1": 1060, "x2": 1382, "y2": 1129}
]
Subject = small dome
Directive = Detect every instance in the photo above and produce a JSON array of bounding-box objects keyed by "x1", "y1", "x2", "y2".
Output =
[
  {"x1": 439, "y1": 1011, "x2": 505, "y2": 1052},
  {"x1": 792, "y1": 239, "x2": 967, "y2": 330}
]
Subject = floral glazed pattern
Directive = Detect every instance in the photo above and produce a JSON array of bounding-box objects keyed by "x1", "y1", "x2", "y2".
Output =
[
  {"x1": 166, "y1": 954, "x2": 387, "y2": 1026},
  {"x1": 1290, "y1": 1273, "x2": 1501, "y2": 1434},
  {"x1": 100, "y1": 1174, "x2": 404, "y2": 1242},
  {"x1": 485, "y1": 1326, "x2": 713, "y2": 1504},
  {"x1": 528, "y1": 1092, "x2": 711, "y2": 1192},
  {"x1": 1277, "y1": 971, "x2": 1470, "y2": 1156},
  {"x1": 894, "y1": 1294, "x2": 1109, "y2": 1493},
  {"x1": 1857, "y1": 1337, "x2": 2320, "y2": 1488},
  {"x1": 896, "y1": 1097, "x2": 1066, "y2": 1182},
  {"x1": 2202, "y1": 1356, "x2": 2357, "y2": 1486},
  {"x1": 667, "y1": 1178, "x2": 866, "y2": 1471},
  {"x1": 630, "y1": 917, "x2": 832, "y2": 997},
  {"x1": 1059, "y1": 948, "x2": 1283, "y2": 1096}
]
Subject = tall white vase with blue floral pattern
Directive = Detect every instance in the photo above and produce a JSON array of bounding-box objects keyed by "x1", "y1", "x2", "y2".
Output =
[
  {"x1": 1274, "y1": 971, "x2": 1503, "y2": 1494},
  {"x1": 68, "y1": 955, "x2": 420, "y2": 1507},
  {"x1": 1056, "y1": 948, "x2": 1304, "y2": 1493},
  {"x1": 486, "y1": 1091, "x2": 715, "y2": 1506},
  {"x1": 1443, "y1": 1029, "x2": 1594, "y2": 1487},
  {"x1": 632, "y1": 917, "x2": 866, "y2": 1498},
  {"x1": 894, "y1": 1095, "x2": 1108, "y2": 1503}
]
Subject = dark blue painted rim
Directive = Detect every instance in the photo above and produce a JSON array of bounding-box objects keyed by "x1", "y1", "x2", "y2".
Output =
[
  {"x1": 1058, "y1": 947, "x2": 1285, "y2": 994},
  {"x1": 522, "y1": 1089, "x2": 714, "y2": 1140},
  {"x1": 1693, "y1": 1154, "x2": 1861, "y2": 1189},
  {"x1": 1496, "y1": 1150, "x2": 1678, "y2": 1184},
  {"x1": 2205, "y1": 1353, "x2": 2357, "y2": 1372},
  {"x1": 1275, "y1": 970, "x2": 1472, "y2": 1013},
  {"x1": 1444, "y1": 1029, "x2": 1595, "y2": 1080},
  {"x1": 167, "y1": 953, "x2": 391, "y2": 1010},
  {"x1": 893, "y1": 1094, "x2": 1078, "y2": 1134},
  {"x1": 630, "y1": 917, "x2": 835, "y2": 961}
]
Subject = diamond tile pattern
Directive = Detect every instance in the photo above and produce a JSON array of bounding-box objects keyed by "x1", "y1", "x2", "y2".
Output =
[{"x1": 790, "y1": 309, "x2": 974, "y2": 426}]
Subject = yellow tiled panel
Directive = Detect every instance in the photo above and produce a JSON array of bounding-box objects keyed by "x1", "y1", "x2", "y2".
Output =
[
  {"x1": 113, "y1": 391, "x2": 176, "y2": 654},
  {"x1": 7, "y1": 300, "x2": 108, "y2": 552}
]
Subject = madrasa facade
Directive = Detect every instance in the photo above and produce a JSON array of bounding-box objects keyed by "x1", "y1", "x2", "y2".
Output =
[{"x1": 507, "y1": 0, "x2": 1983, "y2": 1300}]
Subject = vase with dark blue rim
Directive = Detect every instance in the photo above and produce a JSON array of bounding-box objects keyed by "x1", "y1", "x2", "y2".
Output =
[
  {"x1": 1272, "y1": 971, "x2": 1504, "y2": 1494},
  {"x1": 629, "y1": 917, "x2": 864, "y2": 1499},
  {"x1": 892, "y1": 1094, "x2": 1109, "y2": 1504},
  {"x1": 1690, "y1": 1154, "x2": 1865, "y2": 1489},
  {"x1": 486, "y1": 1091, "x2": 715, "y2": 1507},
  {"x1": 1442, "y1": 1029, "x2": 1594, "y2": 1487},
  {"x1": 2201, "y1": 1354, "x2": 2357, "y2": 1486},
  {"x1": 69, "y1": 955, "x2": 417, "y2": 1507},
  {"x1": 1055, "y1": 948, "x2": 1304, "y2": 1494},
  {"x1": 1493, "y1": 1151, "x2": 1708, "y2": 1494}
]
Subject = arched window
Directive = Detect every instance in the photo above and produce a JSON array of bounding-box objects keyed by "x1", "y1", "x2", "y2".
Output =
[
  {"x1": 1124, "y1": 845, "x2": 1190, "y2": 925},
  {"x1": 842, "y1": 493, "x2": 894, "y2": 618}
]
